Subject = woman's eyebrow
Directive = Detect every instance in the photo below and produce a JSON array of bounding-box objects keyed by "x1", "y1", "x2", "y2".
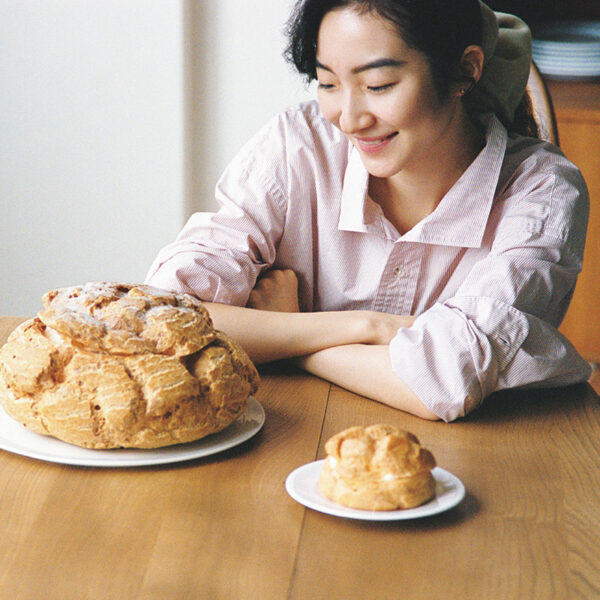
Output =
[{"x1": 315, "y1": 58, "x2": 405, "y2": 74}]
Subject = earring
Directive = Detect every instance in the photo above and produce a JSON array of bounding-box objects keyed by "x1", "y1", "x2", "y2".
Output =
[{"x1": 457, "y1": 78, "x2": 475, "y2": 97}]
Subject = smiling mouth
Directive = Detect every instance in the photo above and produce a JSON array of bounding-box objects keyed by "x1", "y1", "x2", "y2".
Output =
[{"x1": 354, "y1": 132, "x2": 398, "y2": 154}]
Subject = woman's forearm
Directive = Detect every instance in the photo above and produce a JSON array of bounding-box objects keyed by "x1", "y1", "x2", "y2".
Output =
[
  {"x1": 204, "y1": 302, "x2": 377, "y2": 364},
  {"x1": 203, "y1": 297, "x2": 433, "y2": 418},
  {"x1": 295, "y1": 345, "x2": 440, "y2": 420},
  {"x1": 204, "y1": 302, "x2": 416, "y2": 365}
]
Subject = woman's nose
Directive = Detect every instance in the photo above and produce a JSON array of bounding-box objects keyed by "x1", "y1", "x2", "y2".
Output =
[{"x1": 338, "y1": 92, "x2": 374, "y2": 134}]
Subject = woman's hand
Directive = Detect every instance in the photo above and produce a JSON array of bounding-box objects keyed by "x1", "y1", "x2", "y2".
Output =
[{"x1": 246, "y1": 269, "x2": 300, "y2": 313}]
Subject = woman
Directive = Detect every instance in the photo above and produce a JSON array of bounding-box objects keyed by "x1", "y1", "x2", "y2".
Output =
[{"x1": 146, "y1": 0, "x2": 591, "y2": 421}]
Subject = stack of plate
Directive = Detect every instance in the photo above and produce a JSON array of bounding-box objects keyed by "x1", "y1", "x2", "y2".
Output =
[{"x1": 532, "y1": 21, "x2": 600, "y2": 80}]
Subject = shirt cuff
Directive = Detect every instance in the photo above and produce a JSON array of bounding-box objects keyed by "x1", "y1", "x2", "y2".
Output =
[{"x1": 388, "y1": 298, "x2": 529, "y2": 421}]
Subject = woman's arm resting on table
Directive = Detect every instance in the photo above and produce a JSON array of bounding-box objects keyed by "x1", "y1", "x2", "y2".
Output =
[
  {"x1": 203, "y1": 269, "x2": 434, "y2": 419},
  {"x1": 204, "y1": 301, "x2": 414, "y2": 365},
  {"x1": 208, "y1": 301, "x2": 436, "y2": 419},
  {"x1": 294, "y1": 345, "x2": 440, "y2": 420},
  {"x1": 204, "y1": 268, "x2": 414, "y2": 363}
]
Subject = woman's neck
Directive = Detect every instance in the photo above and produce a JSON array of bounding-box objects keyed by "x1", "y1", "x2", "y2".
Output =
[{"x1": 369, "y1": 112, "x2": 485, "y2": 235}]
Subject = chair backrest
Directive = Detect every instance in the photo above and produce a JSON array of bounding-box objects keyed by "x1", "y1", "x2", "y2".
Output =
[{"x1": 525, "y1": 61, "x2": 559, "y2": 145}]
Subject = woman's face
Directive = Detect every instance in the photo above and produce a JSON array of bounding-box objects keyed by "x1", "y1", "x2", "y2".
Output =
[{"x1": 316, "y1": 7, "x2": 463, "y2": 181}]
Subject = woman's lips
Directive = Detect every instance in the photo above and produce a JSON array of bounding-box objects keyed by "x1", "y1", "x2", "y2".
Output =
[{"x1": 354, "y1": 132, "x2": 398, "y2": 154}]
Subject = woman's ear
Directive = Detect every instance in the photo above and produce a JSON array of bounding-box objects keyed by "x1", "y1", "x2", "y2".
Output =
[{"x1": 455, "y1": 45, "x2": 485, "y2": 96}]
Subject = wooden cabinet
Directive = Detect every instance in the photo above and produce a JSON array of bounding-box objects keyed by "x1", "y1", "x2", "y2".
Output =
[{"x1": 548, "y1": 81, "x2": 600, "y2": 362}]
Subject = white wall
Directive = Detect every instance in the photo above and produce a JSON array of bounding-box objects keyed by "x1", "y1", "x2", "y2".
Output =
[
  {"x1": 185, "y1": 0, "x2": 314, "y2": 215},
  {"x1": 0, "y1": 0, "x2": 314, "y2": 316}
]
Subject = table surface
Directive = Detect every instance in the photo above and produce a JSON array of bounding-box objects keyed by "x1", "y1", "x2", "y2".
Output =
[{"x1": 1, "y1": 316, "x2": 599, "y2": 600}]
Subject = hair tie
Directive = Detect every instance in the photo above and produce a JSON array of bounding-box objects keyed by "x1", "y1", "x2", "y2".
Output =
[{"x1": 466, "y1": 1, "x2": 532, "y2": 125}]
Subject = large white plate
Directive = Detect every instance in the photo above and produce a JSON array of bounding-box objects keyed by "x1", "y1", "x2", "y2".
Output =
[
  {"x1": 0, "y1": 397, "x2": 264, "y2": 467},
  {"x1": 285, "y1": 460, "x2": 465, "y2": 521}
]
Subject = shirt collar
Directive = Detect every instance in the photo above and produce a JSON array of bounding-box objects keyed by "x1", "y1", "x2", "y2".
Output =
[
  {"x1": 338, "y1": 114, "x2": 508, "y2": 248},
  {"x1": 338, "y1": 147, "x2": 371, "y2": 233}
]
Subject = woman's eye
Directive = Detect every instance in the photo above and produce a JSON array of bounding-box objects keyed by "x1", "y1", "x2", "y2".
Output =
[
  {"x1": 367, "y1": 83, "x2": 396, "y2": 93},
  {"x1": 317, "y1": 82, "x2": 335, "y2": 90}
]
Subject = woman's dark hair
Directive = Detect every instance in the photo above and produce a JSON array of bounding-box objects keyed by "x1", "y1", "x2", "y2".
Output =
[
  {"x1": 284, "y1": 0, "x2": 483, "y2": 102},
  {"x1": 284, "y1": 0, "x2": 539, "y2": 136}
]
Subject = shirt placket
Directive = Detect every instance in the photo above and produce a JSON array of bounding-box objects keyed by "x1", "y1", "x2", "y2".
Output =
[{"x1": 372, "y1": 242, "x2": 421, "y2": 315}]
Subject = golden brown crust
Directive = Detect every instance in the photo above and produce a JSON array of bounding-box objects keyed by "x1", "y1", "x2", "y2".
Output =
[
  {"x1": 0, "y1": 283, "x2": 259, "y2": 449},
  {"x1": 38, "y1": 282, "x2": 216, "y2": 356},
  {"x1": 187, "y1": 332, "x2": 258, "y2": 430},
  {"x1": 318, "y1": 424, "x2": 436, "y2": 510}
]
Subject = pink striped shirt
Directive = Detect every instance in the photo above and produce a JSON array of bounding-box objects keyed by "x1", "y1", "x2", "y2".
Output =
[{"x1": 146, "y1": 100, "x2": 591, "y2": 421}]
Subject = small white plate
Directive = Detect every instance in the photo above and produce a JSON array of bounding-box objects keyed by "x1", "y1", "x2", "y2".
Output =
[
  {"x1": 0, "y1": 397, "x2": 264, "y2": 467},
  {"x1": 285, "y1": 460, "x2": 465, "y2": 521}
]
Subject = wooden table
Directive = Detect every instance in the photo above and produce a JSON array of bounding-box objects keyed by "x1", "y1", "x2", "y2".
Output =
[{"x1": 1, "y1": 316, "x2": 599, "y2": 600}]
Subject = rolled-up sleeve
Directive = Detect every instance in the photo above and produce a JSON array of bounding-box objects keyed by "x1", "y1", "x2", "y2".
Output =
[
  {"x1": 145, "y1": 123, "x2": 288, "y2": 305},
  {"x1": 389, "y1": 163, "x2": 591, "y2": 422},
  {"x1": 390, "y1": 296, "x2": 590, "y2": 421}
]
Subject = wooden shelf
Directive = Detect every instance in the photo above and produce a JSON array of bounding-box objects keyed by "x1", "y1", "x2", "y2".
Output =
[
  {"x1": 547, "y1": 80, "x2": 600, "y2": 121},
  {"x1": 547, "y1": 80, "x2": 600, "y2": 361}
]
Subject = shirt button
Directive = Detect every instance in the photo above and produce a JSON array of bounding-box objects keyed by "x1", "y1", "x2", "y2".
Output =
[{"x1": 393, "y1": 266, "x2": 406, "y2": 278}]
